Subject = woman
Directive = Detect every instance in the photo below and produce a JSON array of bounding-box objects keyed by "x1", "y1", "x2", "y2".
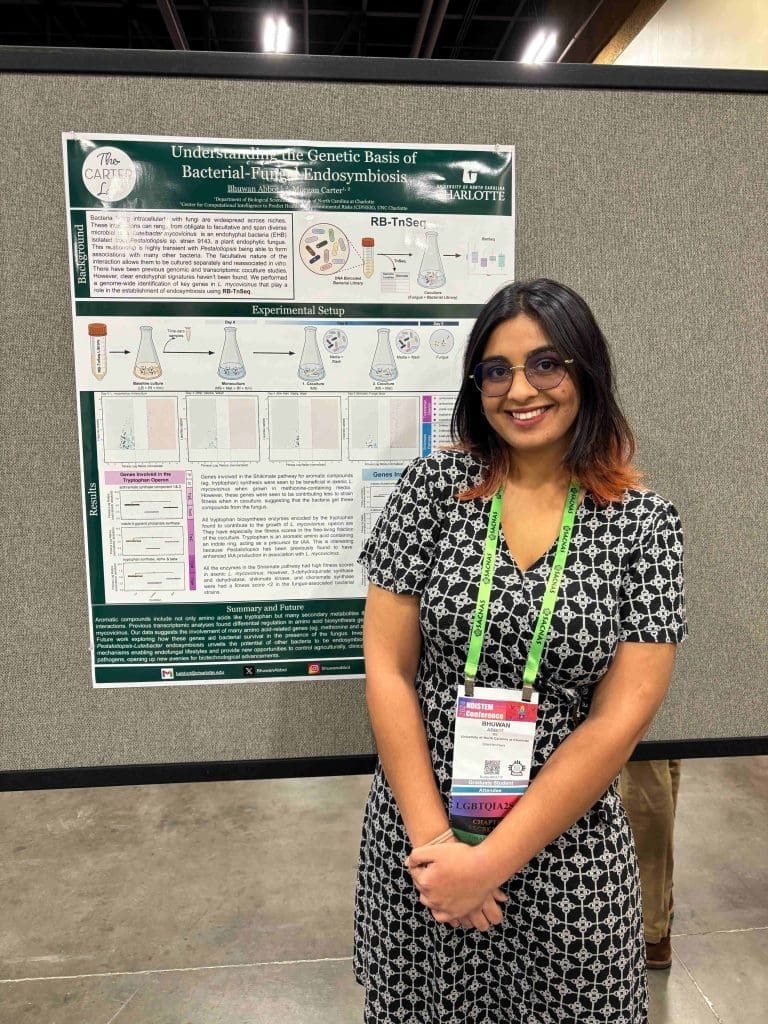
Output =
[{"x1": 354, "y1": 278, "x2": 688, "y2": 1023}]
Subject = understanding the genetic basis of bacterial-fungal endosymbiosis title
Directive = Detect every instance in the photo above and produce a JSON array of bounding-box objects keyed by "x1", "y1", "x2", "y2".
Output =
[{"x1": 63, "y1": 132, "x2": 515, "y2": 688}]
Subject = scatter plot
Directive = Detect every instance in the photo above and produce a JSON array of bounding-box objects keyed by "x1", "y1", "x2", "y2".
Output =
[
  {"x1": 102, "y1": 396, "x2": 180, "y2": 464},
  {"x1": 349, "y1": 396, "x2": 420, "y2": 462},
  {"x1": 268, "y1": 396, "x2": 343, "y2": 462},
  {"x1": 186, "y1": 396, "x2": 260, "y2": 462}
]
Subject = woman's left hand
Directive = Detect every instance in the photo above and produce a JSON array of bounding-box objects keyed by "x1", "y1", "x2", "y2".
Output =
[{"x1": 405, "y1": 842, "x2": 502, "y2": 923}]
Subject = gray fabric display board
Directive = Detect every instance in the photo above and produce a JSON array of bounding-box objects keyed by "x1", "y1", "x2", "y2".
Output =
[{"x1": 0, "y1": 52, "x2": 766, "y2": 785}]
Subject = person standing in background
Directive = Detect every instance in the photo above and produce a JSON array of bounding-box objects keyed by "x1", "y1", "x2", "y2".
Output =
[{"x1": 621, "y1": 759, "x2": 682, "y2": 970}]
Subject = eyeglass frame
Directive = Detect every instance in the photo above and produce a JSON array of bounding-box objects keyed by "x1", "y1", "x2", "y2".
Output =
[{"x1": 469, "y1": 352, "x2": 575, "y2": 395}]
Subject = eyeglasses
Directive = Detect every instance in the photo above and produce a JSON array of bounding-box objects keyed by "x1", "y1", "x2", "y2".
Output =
[{"x1": 470, "y1": 351, "x2": 574, "y2": 396}]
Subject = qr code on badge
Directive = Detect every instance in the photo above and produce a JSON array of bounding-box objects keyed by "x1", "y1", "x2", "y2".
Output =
[{"x1": 484, "y1": 759, "x2": 501, "y2": 776}]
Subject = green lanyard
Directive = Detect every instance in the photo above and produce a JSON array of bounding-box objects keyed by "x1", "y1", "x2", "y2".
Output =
[{"x1": 464, "y1": 479, "x2": 581, "y2": 700}]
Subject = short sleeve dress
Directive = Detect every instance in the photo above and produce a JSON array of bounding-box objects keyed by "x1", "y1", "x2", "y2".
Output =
[{"x1": 354, "y1": 449, "x2": 688, "y2": 1024}]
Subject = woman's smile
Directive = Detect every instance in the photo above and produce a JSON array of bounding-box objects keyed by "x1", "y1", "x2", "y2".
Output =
[{"x1": 505, "y1": 404, "x2": 554, "y2": 426}]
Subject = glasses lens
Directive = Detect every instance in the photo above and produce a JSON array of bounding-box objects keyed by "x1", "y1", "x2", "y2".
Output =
[
  {"x1": 525, "y1": 352, "x2": 566, "y2": 389},
  {"x1": 474, "y1": 361, "x2": 512, "y2": 396}
]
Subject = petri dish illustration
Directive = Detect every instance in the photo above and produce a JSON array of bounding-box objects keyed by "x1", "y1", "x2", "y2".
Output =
[
  {"x1": 395, "y1": 329, "x2": 420, "y2": 354},
  {"x1": 324, "y1": 329, "x2": 348, "y2": 354},
  {"x1": 429, "y1": 329, "x2": 454, "y2": 355},
  {"x1": 299, "y1": 223, "x2": 349, "y2": 276}
]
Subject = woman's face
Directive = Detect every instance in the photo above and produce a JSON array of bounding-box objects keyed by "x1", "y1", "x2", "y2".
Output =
[{"x1": 479, "y1": 313, "x2": 580, "y2": 458}]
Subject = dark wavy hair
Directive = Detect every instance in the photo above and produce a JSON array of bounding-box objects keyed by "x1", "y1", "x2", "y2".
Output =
[{"x1": 450, "y1": 278, "x2": 643, "y2": 506}]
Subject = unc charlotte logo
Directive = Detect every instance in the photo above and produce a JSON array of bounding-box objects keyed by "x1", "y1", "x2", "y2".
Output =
[{"x1": 462, "y1": 168, "x2": 478, "y2": 184}]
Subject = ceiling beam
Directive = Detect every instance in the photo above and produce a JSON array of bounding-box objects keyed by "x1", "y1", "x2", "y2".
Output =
[
  {"x1": 493, "y1": 0, "x2": 530, "y2": 61},
  {"x1": 421, "y1": 0, "x2": 449, "y2": 59},
  {"x1": 26, "y1": 2, "x2": 536, "y2": 23},
  {"x1": 201, "y1": 0, "x2": 220, "y2": 50},
  {"x1": 38, "y1": 0, "x2": 77, "y2": 46},
  {"x1": 332, "y1": 11, "x2": 362, "y2": 55},
  {"x1": 410, "y1": 0, "x2": 434, "y2": 58},
  {"x1": 556, "y1": 0, "x2": 606, "y2": 62},
  {"x1": 450, "y1": 0, "x2": 480, "y2": 59},
  {"x1": 156, "y1": 0, "x2": 189, "y2": 50}
]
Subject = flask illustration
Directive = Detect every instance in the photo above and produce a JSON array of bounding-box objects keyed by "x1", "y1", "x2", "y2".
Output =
[
  {"x1": 298, "y1": 326, "x2": 326, "y2": 381},
  {"x1": 361, "y1": 237, "x2": 375, "y2": 279},
  {"x1": 417, "y1": 230, "x2": 446, "y2": 289},
  {"x1": 369, "y1": 328, "x2": 398, "y2": 382},
  {"x1": 133, "y1": 325, "x2": 162, "y2": 380},
  {"x1": 88, "y1": 322, "x2": 108, "y2": 380},
  {"x1": 218, "y1": 326, "x2": 246, "y2": 380}
]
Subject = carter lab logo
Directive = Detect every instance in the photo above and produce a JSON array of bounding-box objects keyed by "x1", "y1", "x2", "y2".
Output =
[
  {"x1": 462, "y1": 168, "x2": 478, "y2": 184},
  {"x1": 81, "y1": 145, "x2": 137, "y2": 202}
]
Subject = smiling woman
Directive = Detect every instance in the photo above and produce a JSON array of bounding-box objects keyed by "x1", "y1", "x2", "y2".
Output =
[
  {"x1": 355, "y1": 278, "x2": 688, "y2": 1023},
  {"x1": 452, "y1": 278, "x2": 644, "y2": 505}
]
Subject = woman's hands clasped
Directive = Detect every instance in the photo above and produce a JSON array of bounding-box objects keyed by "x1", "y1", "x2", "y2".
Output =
[{"x1": 405, "y1": 835, "x2": 507, "y2": 931}]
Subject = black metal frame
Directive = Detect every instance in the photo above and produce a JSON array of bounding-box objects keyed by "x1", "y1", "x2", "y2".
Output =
[
  {"x1": 1, "y1": 737, "x2": 766, "y2": 792},
  {"x1": 1, "y1": 45, "x2": 767, "y2": 91},
  {"x1": 1, "y1": 46, "x2": 765, "y2": 789}
]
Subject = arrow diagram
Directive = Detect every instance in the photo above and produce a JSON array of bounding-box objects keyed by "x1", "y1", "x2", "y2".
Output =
[
  {"x1": 443, "y1": 253, "x2": 462, "y2": 258},
  {"x1": 252, "y1": 350, "x2": 296, "y2": 356},
  {"x1": 379, "y1": 253, "x2": 413, "y2": 272},
  {"x1": 109, "y1": 349, "x2": 131, "y2": 354},
  {"x1": 162, "y1": 341, "x2": 214, "y2": 354}
]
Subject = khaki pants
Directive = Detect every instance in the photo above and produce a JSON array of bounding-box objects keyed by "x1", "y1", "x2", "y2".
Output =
[{"x1": 619, "y1": 759, "x2": 681, "y2": 943}]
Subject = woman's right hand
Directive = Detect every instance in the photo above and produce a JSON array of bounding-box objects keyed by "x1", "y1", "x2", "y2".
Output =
[
  {"x1": 424, "y1": 834, "x2": 507, "y2": 931},
  {"x1": 448, "y1": 888, "x2": 508, "y2": 930}
]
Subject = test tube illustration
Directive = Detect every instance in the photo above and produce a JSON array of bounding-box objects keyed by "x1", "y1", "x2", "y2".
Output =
[
  {"x1": 298, "y1": 326, "x2": 326, "y2": 381},
  {"x1": 467, "y1": 240, "x2": 479, "y2": 273},
  {"x1": 133, "y1": 325, "x2": 162, "y2": 380},
  {"x1": 88, "y1": 322, "x2": 108, "y2": 380},
  {"x1": 362, "y1": 237, "x2": 375, "y2": 279}
]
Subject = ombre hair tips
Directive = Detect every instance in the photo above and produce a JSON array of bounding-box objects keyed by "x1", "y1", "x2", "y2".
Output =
[{"x1": 450, "y1": 278, "x2": 644, "y2": 507}]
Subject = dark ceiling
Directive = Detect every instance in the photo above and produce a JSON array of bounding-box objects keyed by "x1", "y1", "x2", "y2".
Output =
[{"x1": 0, "y1": 0, "x2": 644, "y2": 62}]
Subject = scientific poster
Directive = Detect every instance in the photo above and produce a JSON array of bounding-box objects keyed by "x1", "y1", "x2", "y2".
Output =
[{"x1": 63, "y1": 133, "x2": 515, "y2": 687}]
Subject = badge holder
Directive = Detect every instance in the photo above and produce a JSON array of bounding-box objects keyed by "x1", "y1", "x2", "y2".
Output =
[{"x1": 449, "y1": 481, "x2": 580, "y2": 845}]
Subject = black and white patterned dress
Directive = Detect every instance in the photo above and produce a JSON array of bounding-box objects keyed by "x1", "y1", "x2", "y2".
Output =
[{"x1": 355, "y1": 449, "x2": 688, "y2": 1024}]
